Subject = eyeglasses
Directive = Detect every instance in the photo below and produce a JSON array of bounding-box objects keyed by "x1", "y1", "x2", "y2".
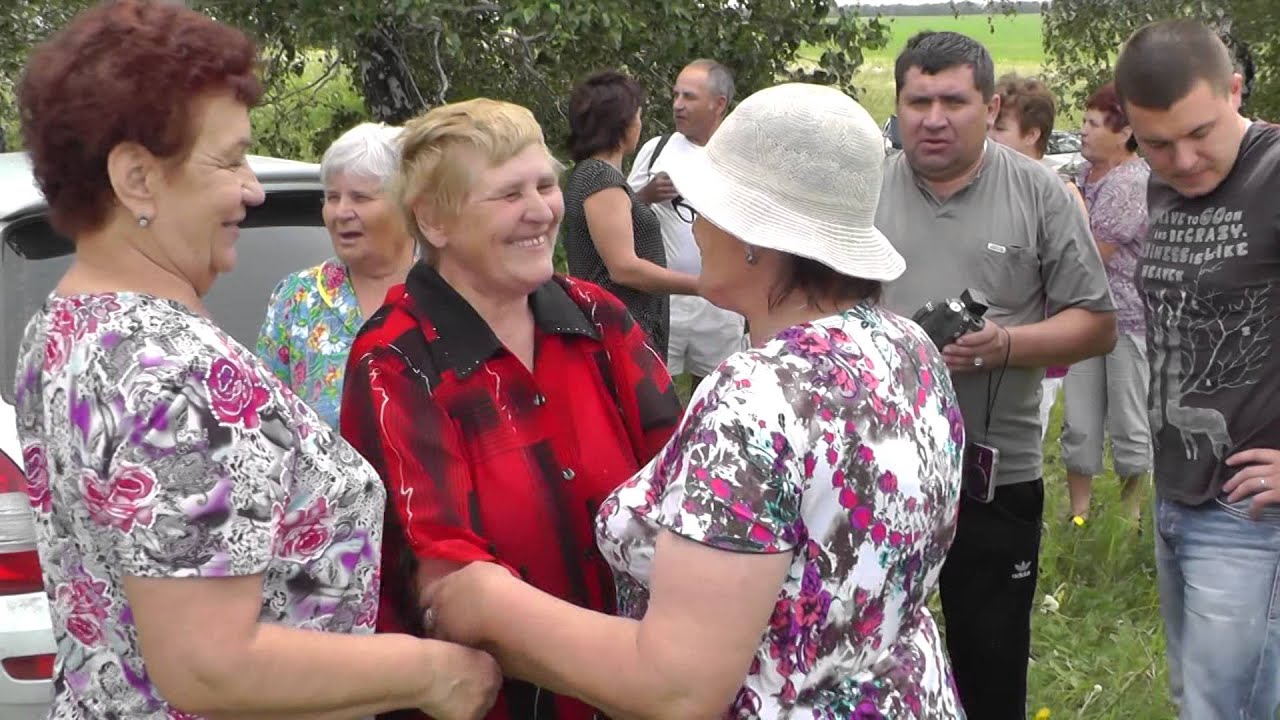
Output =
[{"x1": 672, "y1": 195, "x2": 696, "y2": 224}]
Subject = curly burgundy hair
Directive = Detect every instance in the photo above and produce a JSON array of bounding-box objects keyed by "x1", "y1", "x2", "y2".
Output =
[
  {"x1": 1086, "y1": 82, "x2": 1138, "y2": 152},
  {"x1": 18, "y1": 0, "x2": 263, "y2": 238}
]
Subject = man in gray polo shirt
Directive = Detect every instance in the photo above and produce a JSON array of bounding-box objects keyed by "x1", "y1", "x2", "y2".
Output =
[{"x1": 876, "y1": 31, "x2": 1116, "y2": 719}]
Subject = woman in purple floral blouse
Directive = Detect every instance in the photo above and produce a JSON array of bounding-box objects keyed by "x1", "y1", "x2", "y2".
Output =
[
  {"x1": 13, "y1": 3, "x2": 497, "y2": 718},
  {"x1": 425, "y1": 83, "x2": 966, "y2": 719},
  {"x1": 1061, "y1": 81, "x2": 1154, "y2": 525}
]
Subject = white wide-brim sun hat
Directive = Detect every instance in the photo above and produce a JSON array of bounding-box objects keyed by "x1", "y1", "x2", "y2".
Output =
[{"x1": 666, "y1": 82, "x2": 905, "y2": 282}]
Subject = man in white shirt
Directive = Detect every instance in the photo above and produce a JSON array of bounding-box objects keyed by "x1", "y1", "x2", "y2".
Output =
[{"x1": 629, "y1": 59, "x2": 747, "y2": 386}]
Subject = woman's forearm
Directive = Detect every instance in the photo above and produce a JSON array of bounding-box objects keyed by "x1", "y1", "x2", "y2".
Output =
[
  {"x1": 211, "y1": 699, "x2": 404, "y2": 720},
  {"x1": 159, "y1": 626, "x2": 471, "y2": 717},
  {"x1": 610, "y1": 258, "x2": 699, "y2": 297},
  {"x1": 477, "y1": 585, "x2": 711, "y2": 720}
]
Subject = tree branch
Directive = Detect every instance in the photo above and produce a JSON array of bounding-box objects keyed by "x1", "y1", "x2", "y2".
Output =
[{"x1": 430, "y1": 28, "x2": 450, "y2": 106}]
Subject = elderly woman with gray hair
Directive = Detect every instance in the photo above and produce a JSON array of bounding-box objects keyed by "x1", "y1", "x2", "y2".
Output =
[{"x1": 257, "y1": 122, "x2": 416, "y2": 427}]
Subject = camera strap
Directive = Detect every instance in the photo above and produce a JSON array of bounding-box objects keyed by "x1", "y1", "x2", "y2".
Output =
[{"x1": 981, "y1": 327, "x2": 1013, "y2": 444}]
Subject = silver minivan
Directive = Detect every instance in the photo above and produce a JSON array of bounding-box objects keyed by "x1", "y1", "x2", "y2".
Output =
[{"x1": 0, "y1": 151, "x2": 331, "y2": 718}]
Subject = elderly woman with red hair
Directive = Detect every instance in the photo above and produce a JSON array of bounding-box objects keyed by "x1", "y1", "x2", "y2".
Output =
[
  {"x1": 13, "y1": 2, "x2": 497, "y2": 718},
  {"x1": 1061, "y1": 81, "x2": 1153, "y2": 525}
]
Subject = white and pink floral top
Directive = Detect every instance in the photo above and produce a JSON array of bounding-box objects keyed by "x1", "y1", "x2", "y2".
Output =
[
  {"x1": 597, "y1": 304, "x2": 966, "y2": 718},
  {"x1": 14, "y1": 292, "x2": 384, "y2": 719}
]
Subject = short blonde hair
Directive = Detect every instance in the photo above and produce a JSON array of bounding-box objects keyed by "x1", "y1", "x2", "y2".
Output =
[{"x1": 395, "y1": 98, "x2": 553, "y2": 261}]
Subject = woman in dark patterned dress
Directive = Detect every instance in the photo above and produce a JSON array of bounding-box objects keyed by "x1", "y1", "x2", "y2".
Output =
[{"x1": 560, "y1": 70, "x2": 700, "y2": 360}]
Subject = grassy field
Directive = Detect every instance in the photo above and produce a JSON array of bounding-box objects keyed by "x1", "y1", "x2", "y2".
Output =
[
  {"x1": 1023, "y1": 399, "x2": 1172, "y2": 719},
  {"x1": 861, "y1": 13, "x2": 1046, "y2": 65},
  {"x1": 800, "y1": 13, "x2": 1076, "y2": 128}
]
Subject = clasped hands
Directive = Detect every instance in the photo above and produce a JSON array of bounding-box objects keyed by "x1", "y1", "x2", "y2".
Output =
[
  {"x1": 420, "y1": 560, "x2": 512, "y2": 647},
  {"x1": 411, "y1": 560, "x2": 515, "y2": 720}
]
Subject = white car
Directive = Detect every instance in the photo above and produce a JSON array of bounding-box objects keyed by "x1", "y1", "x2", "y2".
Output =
[
  {"x1": 1044, "y1": 130, "x2": 1085, "y2": 176},
  {"x1": 0, "y1": 151, "x2": 330, "y2": 718}
]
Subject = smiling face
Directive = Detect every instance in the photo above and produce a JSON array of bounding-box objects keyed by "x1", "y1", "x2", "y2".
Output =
[
  {"x1": 322, "y1": 170, "x2": 408, "y2": 273},
  {"x1": 145, "y1": 90, "x2": 264, "y2": 296},
  {"x1": 897, "y1": 65, "x2": 999, "y2": 182},
  {"x1": 1125, "y1": 77, "x2": 1246, "y2": 198},
  {"x1": 426, "y1": 144, "x2": 563, "y2": 300}
]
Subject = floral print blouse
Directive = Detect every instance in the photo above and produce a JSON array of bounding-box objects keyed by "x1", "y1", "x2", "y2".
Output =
[
  {"x1": 14, "y1": 292, "x2": 384, "y2": 719},
  {"x1": 257, "y1": 258, "x2": 364, "y2": 428},
  {"x1": 1076, "y1": 158, "x2": 1151, "y2": 335},
  {"x1": 597, "y1": 305, "x2": 966, "y2": 719}
]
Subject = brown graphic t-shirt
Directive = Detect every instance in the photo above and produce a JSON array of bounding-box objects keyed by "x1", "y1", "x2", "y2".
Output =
[{"x1": 1139, "y1": 122, "x2": 1280, "y2": 505}]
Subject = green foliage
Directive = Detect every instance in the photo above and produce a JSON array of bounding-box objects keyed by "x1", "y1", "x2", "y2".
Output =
[
  {"x1": 1, "y1": 1, "x2": 891, "y2": 166},
  {"x1": 205, "y1": 0, "x2": 892, "y2": 162},
  {"x1": 0, "y1": 0, "x2": 83, "y2": 150},
  {"x1": 248, "y1": 54, "x2": 367, "y2": 163},
  {"x1": 1043, "y1": 0, "x2": 1280, "y2": 119}
]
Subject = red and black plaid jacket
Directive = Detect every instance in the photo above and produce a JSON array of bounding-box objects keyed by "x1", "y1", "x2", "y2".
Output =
[{"x1": 340, "y1": 263, "x2": 681, "y2": 720}]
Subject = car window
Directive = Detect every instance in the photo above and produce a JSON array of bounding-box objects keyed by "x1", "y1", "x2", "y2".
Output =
[{"x1": 0, "y1": 190, "x2": 330, "y2": 403}]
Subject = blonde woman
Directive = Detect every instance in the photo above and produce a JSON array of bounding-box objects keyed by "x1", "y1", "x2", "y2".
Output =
[{"x1": 340, "y1": 98, "x2": 682, "y2": 720}]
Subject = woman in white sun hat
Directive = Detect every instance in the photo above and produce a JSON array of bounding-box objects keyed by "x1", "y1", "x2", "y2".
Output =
[{"x1": 423, "y1": 82, "x2": 966, "y2": 719}]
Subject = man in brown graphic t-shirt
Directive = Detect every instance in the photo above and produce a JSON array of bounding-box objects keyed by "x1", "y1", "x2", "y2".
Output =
[{"x1": 1118, "y1": 18, "x2": 1280, "y2": 720}]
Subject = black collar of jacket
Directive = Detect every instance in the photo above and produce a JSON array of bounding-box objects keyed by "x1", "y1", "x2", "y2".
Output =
[{"x1": 403, "y1": 262, "x2": 601, "y2": 379}]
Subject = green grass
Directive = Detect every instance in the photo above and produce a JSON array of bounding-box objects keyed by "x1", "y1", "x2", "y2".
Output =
[
  {"x1": 863, "y1": 14, "x2": 1044, "y2": 65},
  {"x1": 671, "y1": 378, "x2": 1171, "y2": 719},
  {"x1": 1025, "y1": 397, "x2": 1172, "y2": 719},
  {"x1": 800, "y1": 14, "x2": 1059, "y2": 127}
]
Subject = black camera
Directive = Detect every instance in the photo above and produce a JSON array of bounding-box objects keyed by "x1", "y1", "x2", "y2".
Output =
[{"x1": 911, "y1": 288, "x2": 989, "y2": 350}]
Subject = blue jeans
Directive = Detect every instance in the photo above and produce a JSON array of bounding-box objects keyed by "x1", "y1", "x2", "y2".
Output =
[{"x1": 1155, "y1": 494, "x2": 1280, "y2": 719}]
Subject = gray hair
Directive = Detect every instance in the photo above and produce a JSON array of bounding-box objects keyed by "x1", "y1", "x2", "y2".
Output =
[
  {"x1": 320, "y1": 122, "x2": 404, "y2": 187},
  {"x1": 686, "y1": 59, "x2": 735, "y2": 107}
]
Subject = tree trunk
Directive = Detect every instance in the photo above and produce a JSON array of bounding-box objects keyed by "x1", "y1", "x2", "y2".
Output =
[{"x1": 356, "y1": 21, "x2": 423, "y2": 124}]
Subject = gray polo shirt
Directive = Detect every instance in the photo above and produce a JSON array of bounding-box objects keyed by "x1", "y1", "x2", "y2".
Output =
[{"x1": 877, "y1": 142, "x2": 1114, "y2": 486}]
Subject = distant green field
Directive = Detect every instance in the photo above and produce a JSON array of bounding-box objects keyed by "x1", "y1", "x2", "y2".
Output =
[
  {"x1": 862, "y1": 13, "x2": 1044, "y2": 65},
  {"x1": 800, "y1": 13, "x2": 1056, "y2": 126}
]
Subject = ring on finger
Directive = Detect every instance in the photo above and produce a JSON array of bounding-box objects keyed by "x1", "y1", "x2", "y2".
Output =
[{"x1": 974, "y1": 356, "x2": 984, "y2": 368}]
